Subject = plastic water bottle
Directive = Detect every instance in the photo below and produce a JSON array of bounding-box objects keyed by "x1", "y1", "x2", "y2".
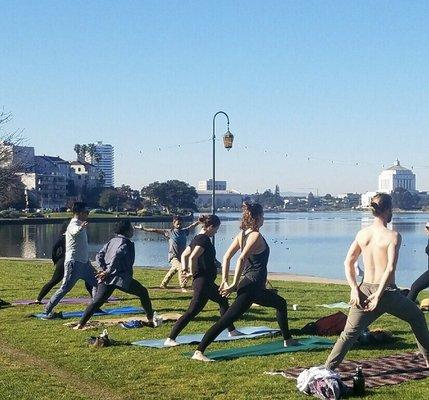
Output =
[{"x1": 353, "y1": 366, "x2": 365, "y2": 396}]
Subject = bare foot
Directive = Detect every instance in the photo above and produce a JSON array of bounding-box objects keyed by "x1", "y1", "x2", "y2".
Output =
[
  {"x1": 284, "y1": 338, "x2": 301, "y2": 347},
  {"x1": 191, "y1": 351, "x2": 214, "y2": 362},
  {"x1": 164, "y1": 338, "x2": 179, "y2": 347}
]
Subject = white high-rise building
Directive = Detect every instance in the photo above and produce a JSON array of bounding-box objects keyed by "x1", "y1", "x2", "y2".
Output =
[
  {"x1": 378, "y1": 159, "x2": 416, "y2": 193},
  {"x1": 85, "y1": 141, "x2": 114, "y2": 187}
]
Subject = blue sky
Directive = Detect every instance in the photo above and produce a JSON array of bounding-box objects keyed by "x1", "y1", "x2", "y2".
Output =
[{"x1": 1, "y1": 0, "x2": 428, "y2": 194}]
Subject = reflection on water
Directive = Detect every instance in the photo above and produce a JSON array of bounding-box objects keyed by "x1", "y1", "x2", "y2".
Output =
[{"x1": 1, "y1": 211, "x2": 428, "y2": 287}]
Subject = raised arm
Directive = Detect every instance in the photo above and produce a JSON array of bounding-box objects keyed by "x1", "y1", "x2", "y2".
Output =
[
  {"x1": 365, "y1": 232, "x2": 402, "y2": 311},
  {"x1": 344, "y1": 238, "x2": 362, "y2": 307},
  {"x1": 68, "y1": 220, "x2": 87, "y2": 236}
]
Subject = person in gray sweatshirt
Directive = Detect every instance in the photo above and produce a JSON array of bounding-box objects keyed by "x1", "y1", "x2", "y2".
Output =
[
  {"x1": 73, "y1": 219, "x2": 160, "y2": 329},
  {"x1": 43, "y1": 202, "x2": 97, "y2": 319}
]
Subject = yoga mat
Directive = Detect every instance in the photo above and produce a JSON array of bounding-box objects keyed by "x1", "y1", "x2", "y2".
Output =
[
  {"x1": 272, "y1": 352, "x2": 429, "y2": 388},
  {"x1": 193, "y1": 337, "x2": 334, "y2": 361},
  {"x1": 64, "y1": 313, "x2": 182, "y2": 330},
  {"x1": 132, "y1": 326, "x2": 280, "y2": 348},
  {"x1": 316, "y1": 302, "x2": 350, "y2": 309},
  {"x1": 33, "y1": 305, "x2": 145, "y2": 319},
  {"x1": 13, "y1": 296, "x2": 119, "y2": 306}
]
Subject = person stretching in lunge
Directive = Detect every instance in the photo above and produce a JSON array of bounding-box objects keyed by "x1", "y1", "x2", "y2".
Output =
[
  {"x1": 164, "y1": 214, "x2": 242, "y2": 347},
  {"x1": 325, "y1": 193, "x2": 429, "y2": 369},
  {"x1": 35, "y1": 220, "x2": 93, "y2": 304},
  {"x1": 192, "y1": 203, "x2": 299, "y2": 362},
  {"x1": 42, "y1": 202, "x2": 98, "y2": 319},
  {"x1": 73, "y1": 220, "x2": 160, "y2": 329},
  {"x1": 135, "y1": 216, "x2": 199, "y2": 292},
  {"x1": 407, "y1": 221, "x2": 429, "y2": 302}
]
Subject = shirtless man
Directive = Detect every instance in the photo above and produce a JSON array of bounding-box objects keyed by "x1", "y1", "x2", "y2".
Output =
[{"x1": 325, "y1": 193, "x2": 429, "y2": 369}]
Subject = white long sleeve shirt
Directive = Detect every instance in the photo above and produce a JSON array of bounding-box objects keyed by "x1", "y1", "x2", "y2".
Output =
[{"x1": 65, "y1": 218, "x2": 89, "y2": 264}]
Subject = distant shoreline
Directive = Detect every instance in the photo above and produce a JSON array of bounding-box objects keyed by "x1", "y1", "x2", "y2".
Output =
[{"x1": 0, "y1": 214, "x2": 194, "y2": 226}]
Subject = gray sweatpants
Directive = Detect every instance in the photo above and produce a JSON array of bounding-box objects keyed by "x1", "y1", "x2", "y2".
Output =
[
  {"x1": 44, "y1": 261, "x2": 97, "y2": 315},
  {"x1": 325, "y1": 282, "x2": 429, "y2": 370}
]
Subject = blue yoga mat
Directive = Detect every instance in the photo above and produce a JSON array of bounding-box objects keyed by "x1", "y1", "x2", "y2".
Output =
[
  {"x1": 188, "y1": 336, "x2": 334, "y2": 360},
  {"x1": 131, "y1": 326, "x2": 280, "y2": 348},
  {"x1": 33, "y1": 306, "x2": 145, "y2": 319}
]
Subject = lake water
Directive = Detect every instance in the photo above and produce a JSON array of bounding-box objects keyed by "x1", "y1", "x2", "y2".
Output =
[{"x1": 1, "y1": 211, "x2": 428, "y2": 287}]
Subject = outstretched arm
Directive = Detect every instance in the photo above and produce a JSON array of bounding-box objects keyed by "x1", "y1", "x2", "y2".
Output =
[
  {"x1": 365, "y1": 233, "x2": 402, "y2": 311},
  {"x1": 183, "y1": 220, "x2": 200, "y2": 231},
  {"x1": 134, "y1": 225, "x2": 169, "y2": 238},
  {"x1": 344, "y1": 238, "x2": 362, "y2": 308}
]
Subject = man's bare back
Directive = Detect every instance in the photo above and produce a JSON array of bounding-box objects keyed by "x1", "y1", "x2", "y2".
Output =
[{"x1": 356, "y1": 224, "x2": 401, "y2": 285}]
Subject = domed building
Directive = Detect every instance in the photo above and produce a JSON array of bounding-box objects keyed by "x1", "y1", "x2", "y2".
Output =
[{"x1": 378, "y1": 159, "x2": 416, "y2": 194}]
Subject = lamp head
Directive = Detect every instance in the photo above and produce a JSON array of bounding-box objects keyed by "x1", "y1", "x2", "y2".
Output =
[{"x1": 223, "y1": 130, "x2": 234, "y2": 150}]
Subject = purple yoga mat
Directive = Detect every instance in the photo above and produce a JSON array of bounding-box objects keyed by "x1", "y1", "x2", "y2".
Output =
[{"x1": 12, "y1": 296, "x2": 119, "y2": 306}]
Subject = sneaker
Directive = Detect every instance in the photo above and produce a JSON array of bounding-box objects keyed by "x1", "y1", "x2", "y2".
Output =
[
  {"x1": 284, "y1": 338, "x2": 300, "y2": 347},
  {"x1": 228, "y1": 329, "x2": 244, "y2": 337},
  {"x1": 41, "y1": 311, "x2": 63, "y2": 320},
  {"x1": 191, "y1": 351, "x2": 214, "y2": 362},
  {"x1": 152, "y1": 312, "x2": 163, "y2": 327},
  {"x1": 164, "y1": 338, "x2": 179, "y2": 347}
]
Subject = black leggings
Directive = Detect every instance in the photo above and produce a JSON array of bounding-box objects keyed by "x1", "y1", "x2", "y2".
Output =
[
  {"x1": 169, "y1": 277, "x2": 236, "y2": 340},
  {"x1": 79, "y1": 279, "x2": 154, "y2": 326},
  {"x1": 197, "y1": 278, "x2": 291, "y2": 353},
  {"x1": 37, "y1": 259, "x2": 93, "y2": 302},
  {"x1": 408, "y1": 269, "x2": 429, "y2": 302}
]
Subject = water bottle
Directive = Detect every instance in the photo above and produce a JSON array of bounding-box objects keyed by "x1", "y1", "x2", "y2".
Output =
[{"x1": 353, "y1": 366, "x2": 365, "y2": 396}]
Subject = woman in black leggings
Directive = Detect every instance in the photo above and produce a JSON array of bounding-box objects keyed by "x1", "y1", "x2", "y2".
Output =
[
  {"x1": 407, "y1": 222, "x2": 429, "y2": 302},
  {"x1": 74, "y1": 220, "x2": 159, "y2": 329},
  {"x1": 192, "y1": 203, "x2": 299, "y2": 362},
  {"x1": 164, "y1": 215, "x2": 241, "y2": 347},
  {"x1": 35, "y1": 220, "x2": 92, "y2": 303}
]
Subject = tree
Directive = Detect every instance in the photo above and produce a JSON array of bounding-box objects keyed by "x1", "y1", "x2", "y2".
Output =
[
  {"x1": 98, "y1": 189, "x2": 124, "y2": 210},
  {"x1": 392, "y1": 187, "x2": 419, "y2": 210},
  {"x1": 141, "y1": 180, "x2": 198, "y2": 213},
  {"x1": 0, "y1": 110, "x2": 27, "y2": 209},
  {"x1": 257, "y1": 189, "x2": 284, "y2": 209}
]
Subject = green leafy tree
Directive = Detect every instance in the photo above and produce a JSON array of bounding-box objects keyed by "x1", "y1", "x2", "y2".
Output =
[
  {"x1": 392, "y1": 187, "x2": 419, "y2": 210},
  {"x1": 141, "y1": 180, "x2": 197, "y2": 213}
]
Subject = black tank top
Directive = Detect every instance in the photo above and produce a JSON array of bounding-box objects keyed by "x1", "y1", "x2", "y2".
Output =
[{"x1": 241, "y1": 231, "x2": 269, "y2": 285}]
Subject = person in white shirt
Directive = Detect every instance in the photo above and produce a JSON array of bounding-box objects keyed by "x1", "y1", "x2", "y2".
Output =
[{"x1": 43, "y1": 202, "x2": 98, "y2": 319}]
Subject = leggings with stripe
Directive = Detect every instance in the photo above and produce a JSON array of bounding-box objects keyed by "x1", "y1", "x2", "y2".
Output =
[{"x1": 197, "y1": 277, "x2": 291, "y2": 353}]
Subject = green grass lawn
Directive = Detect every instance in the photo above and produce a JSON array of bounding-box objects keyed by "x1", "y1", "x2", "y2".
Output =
[{"x1": 0, "y1": 260, "x2": 428, "y2": 400}]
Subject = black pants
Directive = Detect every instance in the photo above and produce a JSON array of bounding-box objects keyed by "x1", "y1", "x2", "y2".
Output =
[
  {"x1": 197, "y1": 278, "x2": 291, "y2": 352},
  {"x1": 169, "y1": 277, "x2": 236, "y2": 340},
  {"x1": 79, "y1": 279, "x2": 154, "y2": 326},
  {"x1": 37, "y1": 259, "x2": 93, "y2": 302},
  {"x1": 408, "y1": 269, "x2": 429, "y2": 302}
]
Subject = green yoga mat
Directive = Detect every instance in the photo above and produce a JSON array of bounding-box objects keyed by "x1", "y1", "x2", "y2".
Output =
[{"x1": 187, "y1": 336, "x2": 334, "y2": 361}]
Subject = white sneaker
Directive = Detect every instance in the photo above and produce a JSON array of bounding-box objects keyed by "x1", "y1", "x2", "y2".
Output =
[
  {"x1": 191, "y1": 351, "x2": 214, "y2": 362},
  {"x1": 228, "y1": 329, "x2": 244, "y2": 337},
  {"x1": 284, "y1": 338, "x2": 300, "y2": 347},
  {"x1": 152, "y1": 312, "x2": 163, "y2": 327},
  {"x1": 164, "y1": 338, "x2": 179, "y2": 347}
]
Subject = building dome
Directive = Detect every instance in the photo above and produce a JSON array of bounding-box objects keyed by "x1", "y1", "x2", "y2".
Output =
[{"x1": 378, "y1": 160, "x2": 415, "y2": 193}]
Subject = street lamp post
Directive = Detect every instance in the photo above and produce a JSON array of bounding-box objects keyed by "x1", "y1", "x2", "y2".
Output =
[{"x1": 211, "y1": 111, "x2": 234, "y2": 245}]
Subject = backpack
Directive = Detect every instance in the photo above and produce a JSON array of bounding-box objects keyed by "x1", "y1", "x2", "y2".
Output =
[{"x1": 302, "y1": 312, "x2": 348, "y2": 336}]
